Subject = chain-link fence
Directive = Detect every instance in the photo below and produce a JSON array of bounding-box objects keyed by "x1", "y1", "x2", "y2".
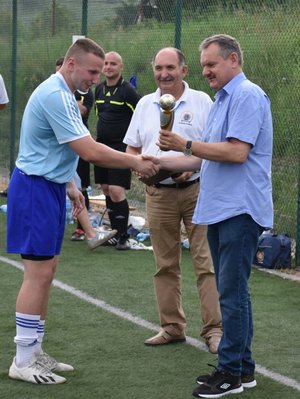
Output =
[{"x1": 0, "y1": 0, "x2": 299, "y2": 262}]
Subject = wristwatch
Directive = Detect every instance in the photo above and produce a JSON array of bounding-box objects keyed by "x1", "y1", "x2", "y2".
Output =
[{"x1": 183, "y1": 140, "x2": 193, "y2": 156}]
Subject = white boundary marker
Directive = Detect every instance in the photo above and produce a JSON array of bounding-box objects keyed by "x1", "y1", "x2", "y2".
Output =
[
  {"x1": 253, "y1": 265, "x2": 300, "y2": 282},
  {"x1": 1, "y1": 255, "x2": 300, "y2": 393}
]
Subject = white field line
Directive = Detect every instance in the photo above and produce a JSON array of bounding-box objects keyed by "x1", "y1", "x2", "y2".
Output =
[
  {"x1": 1, "y1": 255, "x2": 300, "y2": 393},
  {"x1": 253, "y1": 266, "x2": 300, "y2": 282}
]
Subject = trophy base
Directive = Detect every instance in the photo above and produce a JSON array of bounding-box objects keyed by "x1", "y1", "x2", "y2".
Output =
[{"x1": 139, "y1": 169, "x2": 180, "y2": 186}]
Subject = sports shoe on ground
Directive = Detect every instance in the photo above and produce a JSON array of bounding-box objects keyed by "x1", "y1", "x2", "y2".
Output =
[
  {"x1": 9, "y1": 357, "x2": 66, "y2": 384},
  {"x1": 196, "y1": 364, "x2": 256, "y2": 389},
  {"x1": 87, "y1": 229, "x2": 118, "y2": 250},
  {"x1": 115, "y1": 234, "x2": 131, "y2": 250},
  {"x1": 239, "y1": 374, "x2": 257, "y2": 388},
  {"x1": 193, "y1": 368, "x2": 243, "y2": 398},
  {"x1": 101, "y1": 236, "x2": 119, "y2": 246},
  {"x1": 36, "y1": 352, "x2": 74, "y2": 372},
  {"x1": 70, "y1": 228, "x2": 85, "y2": 241}
]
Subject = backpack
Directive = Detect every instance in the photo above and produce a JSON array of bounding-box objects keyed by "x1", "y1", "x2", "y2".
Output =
[{"x1": 253, "y1": 233, "x2": 292, "y2": 269}]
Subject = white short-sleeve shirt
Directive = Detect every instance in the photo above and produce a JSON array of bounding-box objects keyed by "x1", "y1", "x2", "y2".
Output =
[
  {"x1": 0, "y1": 74, "x2": 9, "y2": 105},
  {"x1": 124, "y1": 81, "x2": 212, "y2": 183}
]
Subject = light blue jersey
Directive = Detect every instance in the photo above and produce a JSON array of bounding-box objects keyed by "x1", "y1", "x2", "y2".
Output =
[
  {"x1": 193, "y1": 73, "x2": 273, "y2": 229},
  {"x1": 16, "y1": 73, "x2": 90, "y2": 183}
]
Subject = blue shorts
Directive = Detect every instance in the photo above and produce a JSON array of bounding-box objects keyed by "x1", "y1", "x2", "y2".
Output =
[{"x1": 7, "y1": 168, "x2": 66, "y2": 257}]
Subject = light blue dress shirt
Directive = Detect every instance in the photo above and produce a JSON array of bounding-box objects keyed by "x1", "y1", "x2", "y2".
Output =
[{"x1": 193, "y1": 72, "x2": 273, "y2": 229}]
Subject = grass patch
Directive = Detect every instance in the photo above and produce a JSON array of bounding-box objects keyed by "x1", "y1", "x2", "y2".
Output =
[{"x1": 0, "y1": 212, "x2": 299, "y2": 398}]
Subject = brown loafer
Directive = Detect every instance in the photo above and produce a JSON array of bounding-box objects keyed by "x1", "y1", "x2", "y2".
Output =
[
  {"x1": 205, "y1": 335, "x2": 221, "y2": 354},
  {"x1": 144, "y1": 330, "x2": 186, "y2": 346}
]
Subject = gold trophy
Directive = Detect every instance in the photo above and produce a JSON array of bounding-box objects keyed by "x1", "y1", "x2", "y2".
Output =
[
  {"x1": 159, "y1": 93, "x2": 176, "y2": 136},
  {"x1": 140, "y1": 94, "x2": 179, "y2": 186}
]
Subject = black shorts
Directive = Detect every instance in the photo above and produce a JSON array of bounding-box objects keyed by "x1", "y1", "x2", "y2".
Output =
[
  {"x1": 77, "y1": 158, "x2": 90, "y2": 188},
  {"x1": 94, "y1": 165, "x2": 131, "y2": 189}
]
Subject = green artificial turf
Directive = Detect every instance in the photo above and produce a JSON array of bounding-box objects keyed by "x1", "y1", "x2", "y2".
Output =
[{"x1": 0, "y1": 217, "x2": 299, "y2": 399}]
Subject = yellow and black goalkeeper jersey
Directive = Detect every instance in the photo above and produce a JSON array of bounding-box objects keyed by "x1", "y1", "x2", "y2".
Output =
[
  {"x1": 75, "y1": 89, "x2": 94, "y2": 128},
  {"x1": 94, "y1": 76, "x2": 141, "y2": 149}
]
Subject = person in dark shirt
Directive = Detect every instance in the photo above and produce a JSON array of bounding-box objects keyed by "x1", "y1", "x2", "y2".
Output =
[{"x1": 94, "y1": 51, "x2": 141, "y2": 250}]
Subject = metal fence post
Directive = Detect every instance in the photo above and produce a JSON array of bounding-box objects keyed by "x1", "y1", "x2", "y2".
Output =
[
  {"x1": 82, "y1": 0, "x2": 88, "y2": 36},
  {"x1": 174, "y1": 0, "x2": 183, "y2": 49},
  {"x1": 297, "y1": 145, "x2": 300, "y2": 266}
]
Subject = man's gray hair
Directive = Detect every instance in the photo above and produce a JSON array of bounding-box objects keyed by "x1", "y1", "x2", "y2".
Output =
[
  {"x1": 151, "y1": 47, "x2": 187, "y2": 68},
  {"x1": 199, "y1": 34, "x2": 243, "y2": 66}
]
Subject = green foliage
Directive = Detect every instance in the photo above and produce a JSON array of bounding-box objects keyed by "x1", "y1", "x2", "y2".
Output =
[
  {"x1": 114, "y1": 1, "x2": 140, "y2": 27},
  {"x1": 155, "y1": 0, "x2": 176, "y2": 21},
  {"x1": 30, "y1": 3, "x2": 79, "y2": 38},
  {"x1": 0, "y1": 0, "x2": 299, "y2": 238},
  {"x1": 0, "y1": 11, "x2": 13, "y2": 37}
]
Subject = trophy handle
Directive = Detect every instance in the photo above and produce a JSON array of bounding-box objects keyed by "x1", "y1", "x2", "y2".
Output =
[{"x1": 160, "y1": 109, "x2": 174, "y2": 131}]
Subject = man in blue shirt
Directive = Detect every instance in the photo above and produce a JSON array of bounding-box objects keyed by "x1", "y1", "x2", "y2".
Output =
[
  {"x1": 7, "y1": 38, "x2": 158, "y2": 385},
  {"x1": 156, "y1": 34, "x2": 273, "y2": 398}
]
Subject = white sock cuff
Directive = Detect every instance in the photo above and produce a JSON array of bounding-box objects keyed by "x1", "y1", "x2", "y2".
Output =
[
  {"x1": 15, "y1": 312, "x2": 40, "y2": 345},
  {"x1": 37, "y1": 319, "x2": 45, "y2": 333}
]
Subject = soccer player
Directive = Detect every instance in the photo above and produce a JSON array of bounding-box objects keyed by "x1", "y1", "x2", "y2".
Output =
[{"x1": 7, "y1": 38, "x2": 158, "y2": 385}]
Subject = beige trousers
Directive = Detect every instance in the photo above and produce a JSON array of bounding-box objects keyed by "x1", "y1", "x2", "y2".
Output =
[{"x1": 146, "y1": 182, "x2": 222, "y2": 338}]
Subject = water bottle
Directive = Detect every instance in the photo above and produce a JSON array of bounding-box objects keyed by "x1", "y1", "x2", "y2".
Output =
[
  {"x1": 136, "y1": 231, "x2": 150, "y2": 242},
  {"x1": 182, "y1": 238, "x2": 189, "y2": 250},
  {"x1": 86, "y1": 186, "x2": 93, "y2": 197},
  {"x1": 127, "y1": 225, "x2": 140, "y2": 237},
  {"x1": 65, "y1": 198, "x2": 74, "y2": 224},
  {"x1": 89, "y1": 212, "x2": 101, "y2": 228},
  {"x1": 0, "y1": 204, "x2": 7, "y2": 213}
]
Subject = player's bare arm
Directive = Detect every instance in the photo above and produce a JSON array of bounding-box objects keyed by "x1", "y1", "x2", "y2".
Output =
[
  {"x1": 66, "y1": 179, "x2": 85, "y2": 218},
  {"x1": 69, "y1": 135, "x2": 159, "y2": 178},
  {"x1": 142, "y1": 154, "x2": 201, "y2": 172}
]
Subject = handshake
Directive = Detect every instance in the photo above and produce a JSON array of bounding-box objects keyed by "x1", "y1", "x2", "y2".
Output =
[
  {"x1": 138, "y1": 128, "x2": 191, "y2": 186},
  {"x1": 132, "y1": 152, "x2": 176, "y2": 187},
  {"x1": 135, "y1": 130, "x2": 202, "y2": 186},
  {"x1": 133, "y1": 155, "x2": 161, "y2": 182},
  {"x1": 130, "y1": 131, "x2": 184, "y2": 186}
]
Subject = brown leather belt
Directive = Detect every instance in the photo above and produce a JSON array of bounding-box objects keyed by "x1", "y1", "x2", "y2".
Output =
[{"x1": 154, "y1": 177, "x2": 199, "y2": 189}]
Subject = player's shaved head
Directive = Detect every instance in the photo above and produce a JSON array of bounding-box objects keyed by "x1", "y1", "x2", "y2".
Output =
[{"x1": 105, "y1": 51, "x2": 123, "y2": 64}]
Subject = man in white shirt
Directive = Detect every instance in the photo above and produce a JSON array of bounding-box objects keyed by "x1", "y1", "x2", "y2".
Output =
[
  {"x1": 124, "y1": 47, "x2": 222, "y2": 353},
  {"x1": 0, "y1": 74, "x2": 9, "y2": 110}
]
